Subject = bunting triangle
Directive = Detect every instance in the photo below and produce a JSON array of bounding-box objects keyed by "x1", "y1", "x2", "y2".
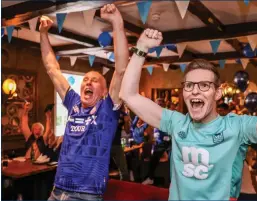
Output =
[
  {"x1": 219, "y1": 60, "x2": 226, "y2": 69},
  {"x1": 6, "y1": 26, "x2": 15, "y2": 43},
  {"x1": 1, "y1": 27, "x2": 5, "y2": 37},
  {"x1": 70, "y1": 56, "x2": 77, "y2": 67},
  {"x1": 56, "y1": 55, "x2": 61, "y2": 61},
  {"x1": 83, "y1": 9, "x2": 96, "y2": 27},
  {"x1": 136, "y1": 1, "x2": 152, "y2": 24},
  {"x1": 155, "y1": 46, "x2": 163, "y2": 58},
  {"x1": 56, "y1": 13, "x2": 67, "y2": 33},
  {"x1": 244, "y1": 0, "x2": 249, "y2": 6},
  {"x1": 177, "y1": 43, "x2": 187, "y2": 58},
  {"x1": 240, "y1": 58, "x2": 249, "y2": 69},
  {"x1": 175, "y1": 0, "x2": 190, "y2": 19},
  {"x1": 147, "y1": 66, "x2": 153, "y2": 75},
  {"x1": 102, "y1": 67, "x2": 110, "y2": 75},
  {"x1": 89, "y1": 55, "x2": 95, "y2": 67},
  {"x1": 162, "y1": 63, "x2": 169, "y2": 72},
  {"x1": 107, "y1": 52, "x2": 115, "y2": 62},
  {"x1": 247, "y1": 34, "x2": 257, "y2": 51},
  {"x1": 210, "y1": 40, "x2": 221, "y2": 54},
  {"x1": 180, "y1": 64, "x2": 187, "y2": 73},
  {"x1": 28, "y1": 17, "x2": 38, "y2": 31}
]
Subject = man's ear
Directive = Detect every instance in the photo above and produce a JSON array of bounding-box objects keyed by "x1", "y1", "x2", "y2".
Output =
[{"x1": 215, "y1": 87, "x2": 223, "y2": 101}]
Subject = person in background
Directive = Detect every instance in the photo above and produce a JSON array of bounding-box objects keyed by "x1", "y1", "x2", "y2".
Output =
[
  {"x1": 130, "y1": 116, "x2": 148, "y2": 145},
  {"x1": 40, "y1": 3, "x2": 129, "y2": 200},
  {"x1": 142, "y1": 98, "x2": 171, "y2": 185},
  {"x1": 111, "y1": 104, "x2": 130, "y2": 181},
  {"x1": 217, "y1": 102, "x2": 230, "y2": 116},
  {"x1": 21, "y1": 102, "x2": 52, "y2": 160}
]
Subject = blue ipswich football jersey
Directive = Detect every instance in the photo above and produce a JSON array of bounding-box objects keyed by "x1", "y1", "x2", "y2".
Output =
[
  {"x1": 160, "y1": 109, "x2": 257, "y2": 200},
  {"x1": 54, "y1": 89, "x2": 120, "y2": 195}
]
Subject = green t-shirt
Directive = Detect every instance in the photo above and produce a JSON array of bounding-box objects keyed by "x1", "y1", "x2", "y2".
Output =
[{"x1": 160, "y1": 109, "x2": 257, "y2": 200}]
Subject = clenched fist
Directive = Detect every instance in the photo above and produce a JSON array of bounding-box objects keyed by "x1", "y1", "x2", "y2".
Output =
[
  {"x1": 136, "y1": 29, "x2": 163, "y2": 52},
  {"x1": 39, "y1": 16, "x2": 53, "y2": 33}
]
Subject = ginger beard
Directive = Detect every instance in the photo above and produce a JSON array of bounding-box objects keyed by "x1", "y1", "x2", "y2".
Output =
[
  {"x1": 183, "y1": 69, "x2": 222, "y2": 123},
  {"x1": 80, "y1": 71, "x2": 107, "y2": 108}
]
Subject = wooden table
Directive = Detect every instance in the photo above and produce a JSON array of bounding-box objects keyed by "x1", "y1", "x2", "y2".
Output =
[{"x1": 2, "y1": 160, "x2": 57, "y2": 179}]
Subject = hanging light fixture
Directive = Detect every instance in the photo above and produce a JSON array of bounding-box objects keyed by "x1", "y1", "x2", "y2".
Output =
[{"x1": 2, "y1": 78, "x2": 17, "y2": 96}]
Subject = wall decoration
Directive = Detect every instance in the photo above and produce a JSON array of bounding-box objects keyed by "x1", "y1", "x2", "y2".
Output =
[{"x1": 1, "y1": 69, "x2": 37, "y2": 136}]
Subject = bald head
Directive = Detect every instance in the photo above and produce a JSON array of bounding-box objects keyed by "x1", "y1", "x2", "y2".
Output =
[{"x1": 80, "y1": 71, "x2": 108, "y2": 108}]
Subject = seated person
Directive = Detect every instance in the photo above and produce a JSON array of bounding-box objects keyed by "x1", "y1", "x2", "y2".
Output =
[{"x1": 21, "y1": 102, "x2": 52, "y2": 160}]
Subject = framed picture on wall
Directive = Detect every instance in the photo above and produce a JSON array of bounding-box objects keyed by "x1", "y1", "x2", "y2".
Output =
[{"x1": 1, "y1": 68, "x2": 37, "y2": 136}]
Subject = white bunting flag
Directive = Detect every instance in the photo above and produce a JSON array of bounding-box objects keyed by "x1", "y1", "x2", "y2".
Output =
[
  {"x1": 240, "y1": 58, "x2": 249, "y2": 69},
  {"x1": 28, "y1": 17, "x2": 38, "y2": 31},
  {"x1": 175, "y1": 0, "x2": 190, "y2": 19},
  {"x1": 70, "y1": 56, "x2": 77, "y2": 67},
  {"x1": 102, "y1": 66, "x2": 110, "y2": 75},
  {"x1": 177, "y1": 43, "x2": 187, "y2": 58},
  {"x1": 162, "y1": 63, "x2": 169, "y2": 72},
  {"x1": 247, "y1": 34, "x2": 257, "y2": 51}
]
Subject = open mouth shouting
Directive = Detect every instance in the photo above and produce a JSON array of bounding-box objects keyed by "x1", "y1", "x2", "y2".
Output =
[
  {"x1": 84, "y1": 88, "x2": 93, "y2": 98},
  {"x1": 190, "y1": 98, "x2": 205, "y2": 110}
]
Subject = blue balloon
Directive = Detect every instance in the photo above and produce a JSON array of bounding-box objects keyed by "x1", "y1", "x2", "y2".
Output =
[
  {"x1": 166, "y1": 44, "x2": 177, "y2": 51},
  {"x1": 67, "y1": 76, "x2": 75, "y2": 86},
  {"x1": 245, "y1": 92, "x2": 257, "y2": 113},
  {"x1": 243, "y1": 43, "x2": 256, "y2": 58},
  {"x1": 98, "y1": 32, "x2": 112, "y2": 47},
  {"x1": 233, "y1": 71, "x2": 249, "y2": 92}
]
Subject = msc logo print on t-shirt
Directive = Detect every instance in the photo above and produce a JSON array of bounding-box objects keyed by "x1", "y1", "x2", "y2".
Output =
[{"x1": 182, "y1": 146, "x2": 213, "y2": 180}]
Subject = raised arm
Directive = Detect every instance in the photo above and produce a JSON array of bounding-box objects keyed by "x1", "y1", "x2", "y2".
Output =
[
  {"x1": 20, "y1": 102, "x2": 32, "y2": 141},
  {"x1": 39, "y1": 16, "x2": 70, "y2": 101},
  {"x1": 120, "y1": 29, "x2": 163, "y2": 128},
  {"x1": 100, "y1": 4, "x2": 129, "y2": 105},
  {"x1": 43, "y1": 110, "x2": 52, "y2": 145}
]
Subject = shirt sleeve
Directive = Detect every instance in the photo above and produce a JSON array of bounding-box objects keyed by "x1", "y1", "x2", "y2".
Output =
[
  {"x1": 63, "y1": 89, "x2": 81, "y2": 114},
  {"x1": 160, "y1": 108, "x2": 186, "y2": 136},
  {"x1": 239, "y1": 115, "x2": 257, "y2": 144}
]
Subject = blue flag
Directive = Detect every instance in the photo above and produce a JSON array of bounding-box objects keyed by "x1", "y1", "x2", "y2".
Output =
[
  {"x1": 137, "y1": 1, "x2": 152, "y2": 24},
  {"x1": 244, "y1": 0, "x2": 249, "y2": 6},
  {"x1": 147, "y1": 66, "x2": 153, "y2": 75},
  {"x1": 7, "y1": 26, "x2": 14, "y2": 43},
  {"x1": 56, "y1": 55, "x2": 61, "y2": 61},
  {"x1": 155, "y1": 46, "x2": 163, "y2": 58},
  {"x1": 1, "y1": 28, "x2": 5, "y2": 37},
  {"x1": 180, "y1": 64, "x2": 187, "y2": 73},
  {"x1": 210, "y1": 40, "x2": 221, "y2": 54},
  {"x1": 219, "y1": 60, "x2": 226, "y2": 69},
  {"x1": 89, "y1": 55, "x2": 95, "y2": 67},
  {"x1": 56, "y1": 13, "x2": 67, "y2": 33}
]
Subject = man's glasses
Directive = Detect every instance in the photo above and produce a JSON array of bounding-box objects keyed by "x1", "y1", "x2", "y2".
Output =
[{"x1": 181, "y1": 81, "x2": 217, "y2": 92}]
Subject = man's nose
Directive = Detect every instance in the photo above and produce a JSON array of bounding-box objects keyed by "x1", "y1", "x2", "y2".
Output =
[{"x1": 192, "y1": 83, "x2": 200, "y2": 94}]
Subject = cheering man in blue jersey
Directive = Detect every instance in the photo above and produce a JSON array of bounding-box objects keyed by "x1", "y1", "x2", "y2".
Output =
[
  {"x1": 40, "y1": 4, "x2": 128, "y2": 201},
  {"x1": 120, "y1": 28, "x2": 257, "y2": 200}
]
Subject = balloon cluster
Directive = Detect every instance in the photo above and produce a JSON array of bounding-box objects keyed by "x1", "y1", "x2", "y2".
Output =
[{"x1": 234, "y1": 70, "x2": 257, "y2": 113}]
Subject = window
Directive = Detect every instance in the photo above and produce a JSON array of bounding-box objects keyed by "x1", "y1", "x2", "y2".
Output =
[{"x1": 55, "y1": 71, "x2": 84, "y2": 136}]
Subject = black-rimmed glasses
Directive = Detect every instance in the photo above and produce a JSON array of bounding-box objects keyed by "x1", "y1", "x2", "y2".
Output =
[{"x1": 181, "y1": 81, "x2": 217, "y2": 92}]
